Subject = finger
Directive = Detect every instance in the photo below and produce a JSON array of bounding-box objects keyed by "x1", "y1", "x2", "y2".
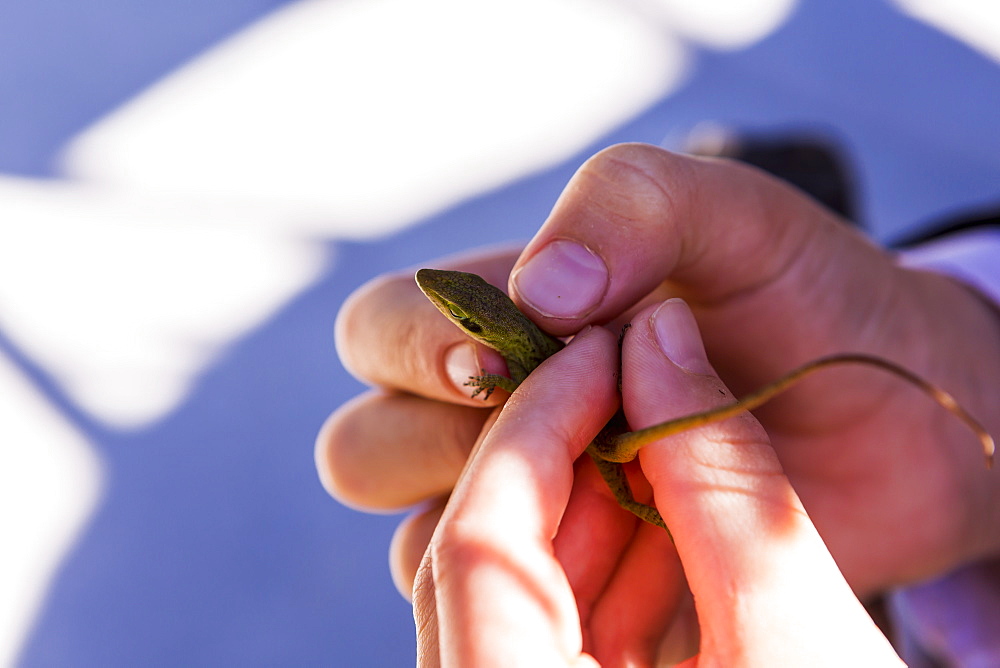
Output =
[
  {"x1": 554, "y1": 455, "x2": 688, "y2": 664},
  {"x1": 507, "y1": 143, "x2": 901, "y2": 375},
  {"x1": 390, "y1": 501, "x2": 446, "y2": 600},
  {"x1": 424, "y1": 327, "x2": 618, "y2": 667},
  {"x1": 552, "y1": 458, "x2": 651, "y2": 616},
  {"x1": 621, "y1": 299, "x2": 902, "y2": 664},
  {"x1": 316, "y1": 390, "x2": 488, "y2": 510},
  {"x1": 413, "y1": 546, "x2": 440, "y2": 668},
  {"x1": 583, "y1": 521, "x2": 687, "y2": 665},
  {"x1": 336, "y1": 248, "x2": 521, "y2": 405}
]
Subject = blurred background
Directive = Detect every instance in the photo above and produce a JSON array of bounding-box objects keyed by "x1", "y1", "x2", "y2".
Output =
[{"x1": 2, "y1": 0, "x2": 999, "y2": 665}]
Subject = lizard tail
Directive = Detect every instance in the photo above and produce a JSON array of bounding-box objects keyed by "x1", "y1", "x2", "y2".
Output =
[{"x1": 595, "y1": 353, "x2": 994, "y2": 468}]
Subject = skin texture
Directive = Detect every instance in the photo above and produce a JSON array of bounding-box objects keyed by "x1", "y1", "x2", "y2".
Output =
[
  {"x1": 415, "y1": 268, "x2": 564, "y2": 393},
  {"x1": 318, "y1": 143, "x2": 1000, "y2": 665},
  {"x1": 416, "y1": 267, "x2": 668, "y2": 530},
  {"x1": 406, "y1": 311, "x2": 905, "y2": 666},
  {"x1": 415, "y1": 267, "x2": 992, "y2": 535}
]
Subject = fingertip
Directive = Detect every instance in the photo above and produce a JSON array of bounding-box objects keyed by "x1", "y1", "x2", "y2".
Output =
[
  {"x1": 442, "y1": 340, "x2": 510, "y2": 405},
  {"x1": 333, "y1": 270, "x2": 429, "y2": 390},
  {"x1": 313, "y1": 396, "x2": 371, "y2": 509},
  {"x1": 314, "y1": 391, "x2": 484, "y2": 511},
  {"x1": 332, "y1": 273, "x2": 377, "y2": 383},
  {"x1": 650, "y1": 298, "x2": 714, "y2": 376},
  {"x1": 619, "y1": 301, "x2": 732, "y2": 435},
  {"x1": 390, "y1": 503, "x2": 445, "y2": 601},
  {"x1": 333, "y1": 250, "x2": 523, "y2": 405}
]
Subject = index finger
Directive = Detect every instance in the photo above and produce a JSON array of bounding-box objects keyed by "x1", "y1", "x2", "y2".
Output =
[
  {"x1": 335, "y1": 247, "x2": 520, "y2": 405},
  {"x1": 425, "y1": 326, "x2": 619, "y2": 667}
]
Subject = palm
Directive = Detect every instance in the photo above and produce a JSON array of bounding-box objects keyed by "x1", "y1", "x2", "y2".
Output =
[{"x1": 685, "y1": 266, "x2": 995, "y2": 595}]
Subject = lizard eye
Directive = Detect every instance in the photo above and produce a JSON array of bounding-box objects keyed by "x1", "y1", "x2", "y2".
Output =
[{"x1": 444, "y1": 302, "x2": 483, "y2": 334}]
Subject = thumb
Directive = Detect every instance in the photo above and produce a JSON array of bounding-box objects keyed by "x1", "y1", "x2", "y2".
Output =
[{"x1": 621, "y1": 299, "x2": 902, "y2": 666}]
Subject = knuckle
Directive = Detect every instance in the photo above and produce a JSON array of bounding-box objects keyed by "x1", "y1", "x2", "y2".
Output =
[
  {"x1": 431, "y1": 518, "x2": 496, "y2": 574},
  {"x1": 581, "y1": 143, "x2": 690, "y2": 236}
]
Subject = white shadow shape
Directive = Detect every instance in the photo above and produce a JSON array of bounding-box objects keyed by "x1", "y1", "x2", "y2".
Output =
[
  {"x1": 892, "y1": 0, "x2": 1000, "y2": 63},
  {"x1": 61, "y1": 0, "x2": 690, "y2": 239},
  {"x1": 0, "y1": 177, "x2": 327, "y2": 428},
  {"x1": 636, "y1": 0, "x2": 798, "y2": 49},
  {"x1": 0, "y1": 354, "x2": 103, "y2": 667}
]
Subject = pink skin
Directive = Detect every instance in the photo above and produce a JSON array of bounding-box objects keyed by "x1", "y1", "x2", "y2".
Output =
[
  {"x1": 414, "y1": 307, "x2": 903, "y2": 666},
  {"x1": 319, "y1": 144, "x2": 1000, "y2": 665}
]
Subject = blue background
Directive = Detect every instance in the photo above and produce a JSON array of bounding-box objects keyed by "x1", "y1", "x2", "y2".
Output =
[{"x1": 3, "y1": 1, "x2": 1000, "y2": 665}]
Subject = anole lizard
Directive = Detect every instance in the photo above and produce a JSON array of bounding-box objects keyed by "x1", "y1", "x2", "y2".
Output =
[{"x1": 416, "y1": 268, "x2": 995, "y2": 532}]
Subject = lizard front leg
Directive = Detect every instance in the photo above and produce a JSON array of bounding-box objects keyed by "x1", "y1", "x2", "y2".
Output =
[{"x1": 466, "y1": 372, "x2": 519, "y2": 400}]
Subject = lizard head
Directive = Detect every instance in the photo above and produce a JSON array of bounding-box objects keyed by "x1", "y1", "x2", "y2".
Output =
[
  {"x1": 415, "y1": 268, "x2": 515, "y2": 349},
  {"x1": 415, "y1": 265, "x2": 560, "y2": 346},
  {"x1": 415, "y1": 268, "x2": 566, "y2": 382}
]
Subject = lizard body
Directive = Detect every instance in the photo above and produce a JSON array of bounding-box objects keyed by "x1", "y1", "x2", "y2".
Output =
[{"x1": 415, "y1": 268, "x2": 994, "y2": 533}]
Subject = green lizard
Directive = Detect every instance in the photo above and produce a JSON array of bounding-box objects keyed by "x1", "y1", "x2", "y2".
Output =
[{"x1": 415, "y1": 268, "x2": 995, "y2": 533}]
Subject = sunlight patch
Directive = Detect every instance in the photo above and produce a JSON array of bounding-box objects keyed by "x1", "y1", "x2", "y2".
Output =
[
  {"x1": 892, "y1": 0, "x2": 1000, "y2": 63},
  {"x1": 0, "y1": 177, "x2": 326, "y2": 427},
  {"x1": 61, "y1": 0, "x2": 689, "y2": 239},
  {"x1": 639, "y1": 0, "x2": 798, "y2": 49},
  {"x1": 0, "y1": 354, "x2": 102, "y2": 667}
]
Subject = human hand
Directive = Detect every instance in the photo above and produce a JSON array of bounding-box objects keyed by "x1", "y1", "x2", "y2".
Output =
[
  {"x1": 414, "y1": 302, "x2": 904, "y2": 666},
  {"x1": 317, "y1": 143, "x2": 1000, "y2": 604}
]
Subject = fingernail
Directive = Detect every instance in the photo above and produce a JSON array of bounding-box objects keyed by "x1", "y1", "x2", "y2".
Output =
[
  {"x1": 445, "y1": 342, "x2": 480, "y2": 393},
  {"x1": 511, "y1": 239, "x2": 608, "y2": 319},
  {"x1": 652, "y1": 299, "x2": 713, "y2": 375}
]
